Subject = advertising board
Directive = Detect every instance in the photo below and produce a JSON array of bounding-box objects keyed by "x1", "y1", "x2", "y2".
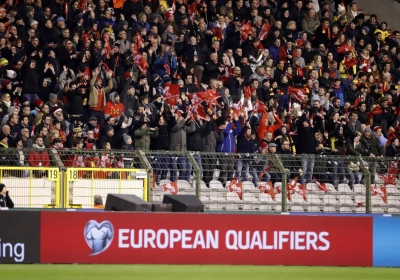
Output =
[
  {"x1": 0, "y1": 211, "x2": 41, "y2": 263},
  {"x1": 40, "y1": 212, "x2": 373, "y2": 266}
]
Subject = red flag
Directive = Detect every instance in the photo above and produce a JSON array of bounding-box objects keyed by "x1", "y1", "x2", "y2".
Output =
[
  {"x1": 218, "y1": 66, "x2": 233, "y2": 85},
  {"x1": 163, "y1": 84, "x2": 180, "y2": 106},
  {"x1": 190, "y1": 103, "x2": 207, "y2": 119},
  {"x1": 211, "y1": 27, "x2": 223, "y2": 39},
  {"x1": 344, "y1": 57, "x2": 358, "y2": 69},
  {"x1": 161, "y1": 182, "x2": 179, "y2": 195},
  {"x1": 133, "y1": 54, "x2": 149, "y2": 72},
  {"x1": 258, "y1": 23, "x2": 271, "y2": 40},
  {"x1": 287, "y1": 86, "x2": 306, "y2": 103},
  {"x1": 227, "y1": 178, "x2": 243, "y2": 200},
  {"x1": 276, "y1": 184, "x2": 291, "y2": 200},
  {"x1": 240, "y1": 21, "x2": 253, "y2": 42},
  {"x1": 103, "y1": 33, "x2": 111, "y2": 59},
  {"x1": 387, "y1": 161, "x2": 398, "y2": 181},
  {"x1": 371, "y1": 184, "x2": 387, "y2": 203},
  {"x1": 188, "y1": 2, "x2": 197, "y2": 22},
  {"x1": 189, "y1": 90, "x2": 220, "y2": 108},
  {"x1": 253, "y1": 100, "x2": 267, "y2": 114},
  {"x1": 292, "y1": 183, "x2": 307, "y2": 201},
  {"x1": 336, "y1": 45, "x2": 354, "y2": 54},
  {"x1": 258, "y1": 181, "x2": 275, "y2": 199},
  {"x1": 313, "y1": 177, "x2": 330, "y2": 192}
]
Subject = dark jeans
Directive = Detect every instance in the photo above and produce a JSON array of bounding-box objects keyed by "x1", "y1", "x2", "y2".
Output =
[
  {"x1": 171, "y1": 156, "x2": 191, "y2": 182},
  {"x1": 218, "y1": 154, "x2": 235, "y2": 185},
  {"x1": 154, "y1": 155, "x2": 173, "y2": 183},
  {"x1": 202, "y1": 154, "x2": 215, "y2": 186}
]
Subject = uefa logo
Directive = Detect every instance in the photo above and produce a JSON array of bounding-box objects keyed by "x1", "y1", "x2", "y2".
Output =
[{"x1": 84, "y1": 220, "x2": 114, "y2": 256}]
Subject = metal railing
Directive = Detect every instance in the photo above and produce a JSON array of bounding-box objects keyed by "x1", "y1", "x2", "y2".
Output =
[{"x1": 0, "y1": 148, "x2": 398, "y2": 214}]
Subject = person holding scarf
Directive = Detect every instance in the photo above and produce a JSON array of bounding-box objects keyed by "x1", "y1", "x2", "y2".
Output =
[{"x1": 314, "y1": 18, "x2": 331, "y2": 48}]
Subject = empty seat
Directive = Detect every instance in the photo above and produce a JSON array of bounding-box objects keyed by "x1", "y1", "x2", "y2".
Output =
[
  {"x1": 338, "y1": 183, "x2": 351, "y2": 193},
  {"x1": 307, "y1": 194, "x2": 322, "y2": 206},
  {"x1": 242, "y1": 193, "x2": 258, "y2": 204},
  {"x1": 388, "y1": 207, "x2": 400, "y2": 214},
  {"x1": 210, "y1": 191, "x2": 226, "y2": 203},
  {"x1": 339, "y1": 207, "x2": 353, "y2": 213},
  {"x1": 243, "y1": 204, "x2": 252, "y2": 211},
  {"x1": 256, "y1": 204, "x2": 270, "y2": 212},
  {"x1": 325, "y1": 183, "x2": 337, "y2": 192},
  {"x1": 209, "y1": 180, "x2": 224, "y2": 190},
  {"x1": 291, "y1": 193, "x2": 308, "y2": 205},
  {"x1": 306, "y1": 183, "x2": 318, "y2": 191},
  {"x1": 372, "y1": 207, "x2": 384, "y2": 214},
  {"x1": 354, "y1": 195, "x2": 366, "y2": 204},
  {"x1": 386, "y1": 185, "x2": 399, "y2": 195},
  {"x1": 241, "y1": 181, "x2": 255, "y2": 191},
  {"x1": 227, "y1": 192, "x2": 243, "y2": 203},
  {"x1": 371, "y1": 196, "x2": 387, "y2": 207},
  {"x1": 338, "y1": 195, "x2": 354, "y2": 206},
  {"x1": 355, "y1": 207, "x2": 366, "y2": 213},
  {"x1": 307, "y1": 206, "x2": 321, "y2": 212},
  {"x1": 353, "y1": 184, "x2": 366, "y2": 193},
  {"x1": 290, "y1": 205, "x2": 304, "y2": 212},
  {"x1": 323, "y1": 206, "x2": 337, "y2": 212},
  {"x1": 322, "y1": 194, "x2": 338, "y2": 205},
  {"x1": 274, "y1": 205, "x2": 282, "y2": 212},
  {"x1": 387, "y1": 196, "x2": 399, "y2": 206}
]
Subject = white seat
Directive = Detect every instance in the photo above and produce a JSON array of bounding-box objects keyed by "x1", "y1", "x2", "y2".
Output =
[
  {"x1": 323, "y1": 206, "x2": 337, "y2": 212},
  {"x1": 354, "y1": 195, "x2": 366, "y2": 204},
  {"x1": 290, "y1": 205, "x2": 304, "y2": 212},
  {"x1": 322, "y1": 194, "x2": 338, "y2": 205},
  {"x1": 274, "y1": 193, "x2": 283, "y2": 204},
  {"x1": 177, "y1": 180, "x2": 191, "y2": 189},
  {"x1": 325, "y1": 183, "x2": 337, "y2": 192},
  {"x1": 353, "y1": 184, "x2": 366, "y2": 194},
  {"x1": 371, "y1": 195, "x2": 387, "y2": 207},
  {"x1": 372, "y1": 207, "x2": 384, "y2": 214},
  {"x1": 225, "y1": 203, "x2": 236, "y2": 211},
  {"x1": 159, "y1": 179, "x2": 171, "y2": 186},
  {"x1": 256, "y1": 204, "x2": 270, "y2": 211},
  {"x1": 338, "y1": 195, "x2": 354, "y2": 206},
  {"x1": 210, "y1": 191, "x2": 226, "y2": 203},
  {"x1": 386, "y1": 185, "x2": 399, "y2": 195},
  {"x1": 274, "y1": 205, "x2": 282, "y2": 212},
  {"x1": 388, "y1": 207, "x2": 400, "y2": 214},
  {"x1": 242, "y1": 181, "x2": 255, "y2": 191},
  {"x1": 338, "y1": 183, "x2": 351, "y2": 193},
  {"x1": 209, "y1": 180, "x2": 224, "y2": 190},
  {"x1": 227, "y1": 192, "x2": 243, "y2": 203},
  {"x1": 243, "y1": 204, "x2": 252, "y2": 211},
  {"x1": 306, "y1": 183, "x2": 318, "y2": 191},
  {"x1": 197, "y1": 180, "x2": 210, "y2": 192},
  {"x1": 339, "y1": 207, "x2": 353, "y2": 213},
  {"x1": 307, "y1": 194, "x2": 322, "y2": 206},
  {"x1": 307, "y1": 206, "x2": 321, "y2": 212},
  {"x1": 259, "y1": 193, "x2": 278, "y2": 205},
  {"x1": 355, "y1": 207, "x2": 366, "y2": 213},
  {"x1": 242, "y1": 193, "x2": 258, "y2": 204},
  {"x1": 291, "y1": 193, "x2": 308, "y2": 205},
  {"x1": 387, "y1": 196, "x2": 399, "y2": 207}
]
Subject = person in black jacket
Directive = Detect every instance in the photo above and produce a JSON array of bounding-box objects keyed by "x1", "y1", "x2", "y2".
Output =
[
  {"x1": 0, "y1": 183, "x2": 14, "y2": 208},
  {"x1": 187, "y1": 116, "x2": 205, "y2": 179},
  {"x1": 236, "y1": 124, "x2": 258, "y2": 183},
  {"x1": 21, "y1": 57, "x2": 40, "y2": 103}
]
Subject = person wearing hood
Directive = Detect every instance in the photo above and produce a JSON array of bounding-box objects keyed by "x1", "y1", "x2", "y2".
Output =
[
  {"x1": 0, "y1": 184, "x2": 14, "y2": 208},
  {"x1": 28, "y1": 135, "x2": 50, "y2": 177},
  {"x1": 104, "y1": 92, "x2": 125, "y2": 119}
]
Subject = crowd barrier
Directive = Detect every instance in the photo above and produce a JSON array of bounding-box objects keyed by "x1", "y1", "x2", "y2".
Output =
[
  {"x1": 1, "y1": 149, "x2": 400, "y2": 213},
  {"x1": 0, "y1": 210, "x2": 399, "y2": 266}
]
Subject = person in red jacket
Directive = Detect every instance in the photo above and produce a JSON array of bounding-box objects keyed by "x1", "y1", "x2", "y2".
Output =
[
  {"x1": 104, "y1": 92, "x2": 125, "y2": 119},
  {"x1": 278, "y1": 40, "x2": 295, "y2": 65},
  {"x1": 28, "y1": 136, "x2": 50, "y2": 178},
  {"x1": 257, "y1": 111, "x2": 283, "y2": 142}
]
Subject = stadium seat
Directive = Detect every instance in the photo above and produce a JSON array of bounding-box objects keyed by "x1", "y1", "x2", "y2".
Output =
[
  {"x1": 210, "y1": 191, "x2": 227, "y2": 204},
  {"x1": 387, "y1": 196, "x2": 399, "y2": 207},
  {"x1": 243, "y1": 204, "x2": 252, "y2": 211},
  {"x1": 325, "y1": 183, "x2": 337, "y2": 192},
  {"x1": 371, "y1": 196, "x2": 387, "y2": 207},
  {"x1": 306, "y1": 183, "x2": 318, "y2": 191},
  {"x1": 209, "y1": 180, "x2": 224, "y2": 190},
  {"x1": 386, "y1": 185, "x2": 399, "y2": 196},
  {"x1": 256, "y1": 204, "x2": 270, "y2": 212},
  {"x1": 307, "y1": 194, "x2": 322, "y2": 206},
  {"x1": 227, "y1": 192, "x2": 243, "y2": 203},
  {"x1": 242, "y1": 193, "x2": 258, "y2": 204},
  {"x1": 290, "y1": 205, "x2": 304, "y2": 212},
  {"x1": 338, "y1": 195, "x2": 354, "y2": 206},
  {"x1": 274, "y1": 205, "x2": 282, "y2": 212},
  {"x1": 338, "y1": 183, "x2": 352, "y2": 194},
  {"x1": 322, "y1": 206, "x2": 337, "y2": 212},
  {"x1": 291, "y1": 193, "x2": 308, "y2": 205},
  {"x1": 322, "y1": 194, "x2": 339, "y2": 206},
  {"x1": 372, "y1": 207, "x2": 384, "y2": 214},
  {"x1": 241, "y1": 181, "x2": 255, "y2": 191},
  {"x1": 339, "y1": 207, "x2": 353, "y2": 213},
  {"x1": 307, "y1": 206, "x2": 321, "y2": 212},
  {"x1": 354, "y1": 195, "x2": 366, "y2": 204},
  {"x1": 353, "y1": 184, "x2": 366, "y2": 194},
  {"x1": 388, "y1": 208, "x2": 400, "y2": 214},
  {"x1": 259, "y1": 193, "x2": 277, "y2": 205},
  {"x1": 355, "y1": 207, "x2": 366, "y2": 213}
]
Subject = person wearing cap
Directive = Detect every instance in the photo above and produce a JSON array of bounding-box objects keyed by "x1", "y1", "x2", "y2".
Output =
[
  {"x1": 88, "y1": 67, "x2": 113, "y2": 127},
  {"x1": 0, "y1": 184, "x2": 14, "y2": 208},
  {"x1": 121, "y1": 134, "x2": 133, "y2": 150}
]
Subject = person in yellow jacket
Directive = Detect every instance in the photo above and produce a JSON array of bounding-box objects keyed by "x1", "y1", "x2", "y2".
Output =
[
  {"x1": 374, "y1": 22, "x2": 389, "y2": 41},
  {"x1": 339, "y1": 51, "x2": 357, "y2": 82}
]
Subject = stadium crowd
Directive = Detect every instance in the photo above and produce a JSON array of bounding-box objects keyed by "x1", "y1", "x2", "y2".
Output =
[{"x1": 0, "y1": 0, "x2": 399, "y2": 187}]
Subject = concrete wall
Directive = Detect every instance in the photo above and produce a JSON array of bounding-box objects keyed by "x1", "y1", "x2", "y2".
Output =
[{"x1": 357, "y1": 0, "x2": 400, "y2": 31}]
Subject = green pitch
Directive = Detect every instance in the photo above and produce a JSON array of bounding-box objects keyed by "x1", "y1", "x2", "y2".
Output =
[{"x1": 2, "y1": 264, "x2": 400, "y2": 280}]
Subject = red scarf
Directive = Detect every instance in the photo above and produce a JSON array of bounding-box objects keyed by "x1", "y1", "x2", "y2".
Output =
[{"x1": 295, "y1": 66, "x2": 303, "y2": 77}]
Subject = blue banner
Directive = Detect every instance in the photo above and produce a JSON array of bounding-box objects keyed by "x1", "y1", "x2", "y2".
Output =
[{"x1": 373, "y1": 217, "x2": 400, "y2": 267}]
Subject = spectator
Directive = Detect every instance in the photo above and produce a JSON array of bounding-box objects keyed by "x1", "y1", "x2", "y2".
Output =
[
  {"x1": 28, "y1": 135, "x2": 50, "y2": 177},
  {"x1": 0, "y1": 183, "x2": 14, "y2": 208},
  {"x1": 93, "y1": 194, "x2": 104, "y2": 209}
]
